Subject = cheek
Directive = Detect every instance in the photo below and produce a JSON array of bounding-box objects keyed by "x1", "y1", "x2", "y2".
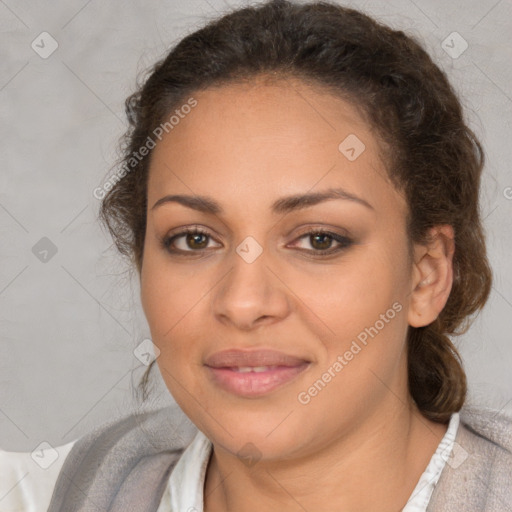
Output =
[
  {"x1": 294, "y1": 245, "x2": 408, "y2": 336},
  {"x1": 296, "y1": 238, "x2": 411, "y2": 387},
  {"x1": 291, "y1": 262, "x2": 410, "y2": 434},
  {"x1": 140, "y1": 247, "x2": 207, "y2": 341},
  {"x1": 140, "y1": 257, "x2": 210, "y2": 416},
  {"x1": 140, "y1": 249, "x2": 217, "y2": 393}
]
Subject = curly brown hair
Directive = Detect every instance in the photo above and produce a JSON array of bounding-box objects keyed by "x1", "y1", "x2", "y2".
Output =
[{"x1": 98, "y1": 0, "x2": 492, "y2": 423}]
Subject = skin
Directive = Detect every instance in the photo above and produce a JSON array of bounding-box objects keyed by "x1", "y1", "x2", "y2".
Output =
[{"x1": 140, "y1": 76, "x2": 455, "y2": 512}]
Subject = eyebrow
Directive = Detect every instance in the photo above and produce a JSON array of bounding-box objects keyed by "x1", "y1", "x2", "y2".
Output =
[{"x1": 150, "y1": 187, "x2": 374, "y2": 215}]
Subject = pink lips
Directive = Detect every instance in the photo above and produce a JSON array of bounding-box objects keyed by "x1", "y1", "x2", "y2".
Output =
[{"x1": 204, "y1": 349, "x2": 310, "y2": 397}]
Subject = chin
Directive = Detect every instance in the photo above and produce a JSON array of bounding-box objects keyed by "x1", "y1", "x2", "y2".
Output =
[{"x1": 199, "y1": 406, "x2": 317, "y2": 460}]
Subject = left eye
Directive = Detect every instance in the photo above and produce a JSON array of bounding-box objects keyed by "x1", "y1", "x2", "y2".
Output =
[{"x1": 291, "y1": 231, "x2": 353, "y2": 254}]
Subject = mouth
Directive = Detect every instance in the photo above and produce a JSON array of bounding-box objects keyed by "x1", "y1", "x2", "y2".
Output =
[{"x1": 204, "y1": 349, "x2": 311, "y2": 397}]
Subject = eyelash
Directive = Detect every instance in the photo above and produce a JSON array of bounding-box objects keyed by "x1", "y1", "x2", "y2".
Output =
[{"x1": 160, "y1": 226, "x2": 353, "y2": 257}]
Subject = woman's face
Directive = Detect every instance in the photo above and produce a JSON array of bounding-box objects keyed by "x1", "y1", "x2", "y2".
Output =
[{"x1": 140, "y1": 77, "x2": 417, "y2": 460}]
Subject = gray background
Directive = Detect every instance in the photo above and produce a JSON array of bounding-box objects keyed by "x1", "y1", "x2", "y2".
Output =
[{"x1": 1, "y1": 0, "x2": 511, "y2": 451}]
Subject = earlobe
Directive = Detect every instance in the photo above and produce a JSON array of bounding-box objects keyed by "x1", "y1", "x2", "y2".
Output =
[{"x1": 407, "y1": 225, "x2": 455, "y2": 328}]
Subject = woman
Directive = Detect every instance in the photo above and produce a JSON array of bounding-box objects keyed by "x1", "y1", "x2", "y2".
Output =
[{"x1": 2, "y1": 0, "x2": 511, "y2": 510}]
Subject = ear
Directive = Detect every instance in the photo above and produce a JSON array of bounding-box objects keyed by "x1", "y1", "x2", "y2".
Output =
[{"x1": 408, "y1": 225, "x2": 455, "y2": 328}]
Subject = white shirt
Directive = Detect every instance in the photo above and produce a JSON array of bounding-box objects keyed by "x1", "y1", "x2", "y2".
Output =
[
  {"x1": 0, "y1": 413, "x2": 459, "y2": 512},
  {"x1": 0, "y1": 440, "x2": 76, "y2": 512}
]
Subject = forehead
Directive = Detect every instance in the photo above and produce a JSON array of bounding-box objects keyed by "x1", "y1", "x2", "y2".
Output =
[{"x1": 147, "y1": 77, "x2": 406, "y2": 218}]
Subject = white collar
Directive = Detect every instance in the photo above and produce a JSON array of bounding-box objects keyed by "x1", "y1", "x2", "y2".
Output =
[{"x1": 402, "y1": 412, "x2": 460, "y2": 510}]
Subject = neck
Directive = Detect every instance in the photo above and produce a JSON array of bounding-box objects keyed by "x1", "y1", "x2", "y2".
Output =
[{"x1": 204, "y1": 398, "x2": 448, "y2": 512}]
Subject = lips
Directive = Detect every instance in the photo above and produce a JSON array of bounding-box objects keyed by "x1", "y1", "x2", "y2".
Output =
[
  {"x1": 204, "y1": 349, "x2": 310, "y2": 397},
  {"x1": 204, "y1": 349, "x2": 309, "y2": 368}
]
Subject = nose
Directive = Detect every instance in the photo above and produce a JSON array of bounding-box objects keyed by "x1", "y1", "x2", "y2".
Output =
[{"x1": 212, "y1": 248, "x2": 291, "y2": 331}]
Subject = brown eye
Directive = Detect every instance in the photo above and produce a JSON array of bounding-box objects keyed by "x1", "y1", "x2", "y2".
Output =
[
  {"x1": 291, "y1": 230, "x2": 353, "y2": 256},
  {"x1": 162, "y1": 228, "x2": 221, "y2": 254},
  {"x1": 185, "y1": 232, "x2": 209, "y2": 250},
  {"x1": 309, "y1": 233, "x2": 334, "y2": 250}
]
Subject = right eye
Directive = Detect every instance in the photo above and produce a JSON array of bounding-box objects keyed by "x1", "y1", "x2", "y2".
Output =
[{"x1": 161, "y1": 227, "x2": 221, "y2": 254}]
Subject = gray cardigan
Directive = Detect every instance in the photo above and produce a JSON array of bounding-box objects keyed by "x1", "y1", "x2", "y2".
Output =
[{"x1": 47, "y1": 405, "x2": 512, "y2": 511}]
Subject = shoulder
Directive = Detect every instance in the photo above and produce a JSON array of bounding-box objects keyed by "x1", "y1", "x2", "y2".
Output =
[
  {"x1": 1, "y1": 406, "x2": 197, "y2": 512},
  {"x1": 47, "y1": 405, "x2": 198, "y2": 512},
  {"x1": 64, "y1": 404, "x2": 198, "y2": 455},
  {"x1": 0, "y1": 440, "x2": 76, "y2": 512},
  {"x1": 459, "y1": 405, "x2": 512, "y2": 453},
  {"x1": 427, "y1": 405, "x2": 512, "y2": 511}
]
